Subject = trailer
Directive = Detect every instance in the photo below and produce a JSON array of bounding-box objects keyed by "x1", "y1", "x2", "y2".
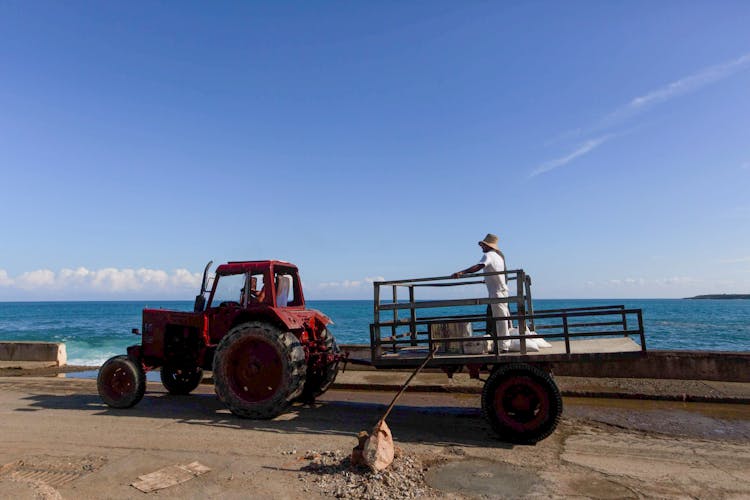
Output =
[{"x1": 368, "y1": 269, "x2": 646, "y2": 443}]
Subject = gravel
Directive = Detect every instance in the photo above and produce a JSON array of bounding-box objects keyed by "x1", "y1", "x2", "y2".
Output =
[{"x1": 295, "y1": 449, "x2": 438, "y2": 499}]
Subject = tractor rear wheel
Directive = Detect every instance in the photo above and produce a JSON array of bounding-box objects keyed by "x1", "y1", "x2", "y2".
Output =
[
  {"x1": 213, "y1": 322, "x2": 306, "y2": 419},
  {"x1": 481, "y1": 363, "x2": 562, "y2": 444},
  {"x1": 300, "y1": 328, "x2": 340, "y2": 402},
  {"x1": 97, "y1": 355, "x2": 146, "y2": 409},
  {"x1": 160, "y1": 365, "x2": 203, "y2": 395}
]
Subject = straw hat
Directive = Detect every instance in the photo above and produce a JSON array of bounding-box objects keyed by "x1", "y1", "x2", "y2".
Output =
[{"x1": 478, "y1": 233, "x2": 500, "y2": 251}]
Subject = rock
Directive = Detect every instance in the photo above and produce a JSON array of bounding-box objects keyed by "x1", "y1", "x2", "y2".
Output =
[
  {"x1": 351, "y1": 430, "x2": 370, "y2": 467},
  {"x1": 362, "y1": 421, "x2": 395, "y2": 472}
]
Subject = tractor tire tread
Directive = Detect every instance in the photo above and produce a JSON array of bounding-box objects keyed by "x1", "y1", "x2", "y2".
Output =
[
  {"x1": 213, "y1": 321, "x2": 306, "y2": 419},
  {"x1": 97, "y1": 355, "x2": 146, "y2": 409}
]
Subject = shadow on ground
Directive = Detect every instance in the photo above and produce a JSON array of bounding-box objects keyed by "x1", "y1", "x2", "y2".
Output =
[{"x1": 19, "y1": 388, "x2": 512, "y2": 450}]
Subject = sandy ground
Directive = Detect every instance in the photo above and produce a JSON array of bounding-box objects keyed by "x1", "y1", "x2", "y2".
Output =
[{"x1": 0, "y1": 377, "x2": 749, "y2": 499}]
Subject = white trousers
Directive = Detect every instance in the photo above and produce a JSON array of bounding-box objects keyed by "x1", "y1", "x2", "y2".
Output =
[{"x1": 489, "y1": 295, "x2": 511, "y2": 350}]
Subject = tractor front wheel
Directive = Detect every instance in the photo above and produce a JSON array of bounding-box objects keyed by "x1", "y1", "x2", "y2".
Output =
[
  {"x1": 481, "y1": 363, "x2": 562, "y2": 444},
  {"x1": 213, "y1": 322, "x2": 306, "y2": 419},
  {"x1": 97, "y1": 355, "x2": 146, "y2": 409},
  {"x1": 160, "y1": 365, "x2": 203, "y2": 395}
]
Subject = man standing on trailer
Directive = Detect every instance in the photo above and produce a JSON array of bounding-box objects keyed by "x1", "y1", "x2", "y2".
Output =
[{"x1": 452, "y1": 234, "x2": 511, "y2": 351}]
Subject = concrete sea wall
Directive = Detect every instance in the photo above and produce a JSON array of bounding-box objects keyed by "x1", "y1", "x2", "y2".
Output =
[
  {"x1": 0, "y1": 342, "x2": 67, "y2": 367},
  {"x1": 341, "y1": 344, "x2": 750, "y2": 383}
]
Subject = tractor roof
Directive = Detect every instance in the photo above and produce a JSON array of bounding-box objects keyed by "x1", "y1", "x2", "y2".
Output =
[{"x1": 215, "y1": 260, "x2": 298, "y2": 275}]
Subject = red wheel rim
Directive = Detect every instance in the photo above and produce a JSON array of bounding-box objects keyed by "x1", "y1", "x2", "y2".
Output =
[
  {"x1": 493, "y1": 375, "x2": 550, "y2": 432},
  {"x1": 101, "y1": 362, "x2": 136, "y2": 402},
  {"x1": 225, "y1": 337, "x2": 283, "y2": 403}
]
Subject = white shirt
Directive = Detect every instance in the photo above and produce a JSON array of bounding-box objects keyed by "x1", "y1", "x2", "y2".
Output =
[{"x1": 479, "y1": 251, "x2": 508, "y2": 296}]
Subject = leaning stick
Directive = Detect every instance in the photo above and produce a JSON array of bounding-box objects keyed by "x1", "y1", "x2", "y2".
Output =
[{"x1": 377, "y1": 346, "x2": 438, "y2": 425}]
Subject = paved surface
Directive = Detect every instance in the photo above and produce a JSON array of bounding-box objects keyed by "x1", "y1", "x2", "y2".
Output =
[
  {"x1": 4, "y1": 362, "x2": 750, "y2": 403},
  {"x1": 332, "y1": 370, "x2": 750, "y2": 403},
  {"x1": 0, "y1": 376, "x2": 749, "y2": 499}
]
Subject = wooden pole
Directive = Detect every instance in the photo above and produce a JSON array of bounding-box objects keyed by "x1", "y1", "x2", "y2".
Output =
[{"x1": 378, "y1": 346, "x2": 437, "y2": 425}]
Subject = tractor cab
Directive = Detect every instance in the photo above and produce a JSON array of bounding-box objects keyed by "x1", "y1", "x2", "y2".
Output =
[{"x1": 195, "y1": 260, "x2": 305, "y2": 312}]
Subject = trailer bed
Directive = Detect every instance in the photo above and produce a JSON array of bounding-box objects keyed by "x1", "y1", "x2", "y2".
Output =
[
  {"x1": 370, "y1": 271, "x2": 646, "y2": 369},
  {"x1": 374, "y1": 337, "x2": 643, "y2": 368}
]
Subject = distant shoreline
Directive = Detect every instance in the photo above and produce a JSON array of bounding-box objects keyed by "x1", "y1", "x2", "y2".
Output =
[{"x1": 686, "y1": 294, "x2": 750, "y2": 300}]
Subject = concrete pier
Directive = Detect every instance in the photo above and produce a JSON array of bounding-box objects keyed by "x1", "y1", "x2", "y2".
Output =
[
  {"x1": 0, "y1": 342, "x2": 67, "y2": 368},
  {"x1": 341, "y1": 344, "x2": 750, "y2": 383}
]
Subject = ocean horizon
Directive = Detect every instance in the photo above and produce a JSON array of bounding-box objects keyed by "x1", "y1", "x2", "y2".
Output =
[{"x1": 1, "y1": 299, "x2": 748, "y2": 366}]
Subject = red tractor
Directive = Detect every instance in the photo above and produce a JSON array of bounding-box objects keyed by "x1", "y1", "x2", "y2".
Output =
[{"x1": 97, "y1": 260, "x2": 342, "y2": 419}]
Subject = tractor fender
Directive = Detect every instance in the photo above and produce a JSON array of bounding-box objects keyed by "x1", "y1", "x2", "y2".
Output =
[
  {"x1": 306, "y1": 309, "x2": 333, "y2": 326},
  {"x1": 229, "y1": 308, "x2": 332, "y2": 339},
  {"x1": 268, "y1": 308, "x2": 308, "y2": 331},
  {"x1": 230, "y1": 308, "x2": 306, "y2": 333}
]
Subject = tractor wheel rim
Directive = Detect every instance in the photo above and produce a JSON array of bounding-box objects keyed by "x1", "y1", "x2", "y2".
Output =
[
  {"x1": 102, "y1": 363, "x2": 135, "y2": 401},
  {"x1": 167, "y1": 367, "x2": 193, "y2": 384},
  {"x1": 225, "y1": 337, "x2": 283, "y2": 403},
  {"x1": 493, "y1": 375, "x2": 550, "y2": 432}
]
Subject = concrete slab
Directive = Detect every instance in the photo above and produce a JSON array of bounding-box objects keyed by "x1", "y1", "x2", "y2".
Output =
[
  {"x1": 0, "y1": 342, "x2": 66, "y2": 366},
  {"x1": 0, "y1": 361, "x2": 60, "y2": 370}
]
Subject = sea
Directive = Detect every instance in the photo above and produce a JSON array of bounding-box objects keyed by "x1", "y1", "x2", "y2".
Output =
[{"x1": 1, "y1": 299, "x2": 749, "y2": 366}]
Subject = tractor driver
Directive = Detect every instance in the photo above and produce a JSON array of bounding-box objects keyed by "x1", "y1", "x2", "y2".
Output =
[{"x1": 242, "y1": 276, "x2": 266, "y2": 304}]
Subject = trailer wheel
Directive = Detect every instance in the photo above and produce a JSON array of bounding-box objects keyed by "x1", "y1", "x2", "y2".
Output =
[
  {"x1": 481, "y1": 363, "x2": 562, "y2": 444},
  {"x1": 300, "y1": 328, "x2": 340, "y2": 402},
  {"x1": 213, "y1": 322, "x2": 306, "y2": 419},
  {"x1": 160, "y1": 365, "x2": 203, "y2": 395},
  {"x1": 97, "y1": 355, "x2": 146, "y2": 409}
]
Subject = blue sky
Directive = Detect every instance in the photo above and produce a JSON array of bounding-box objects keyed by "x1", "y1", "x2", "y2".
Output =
[{"x1": 1, "y1": 1, "x2": 749, "y2": 300}]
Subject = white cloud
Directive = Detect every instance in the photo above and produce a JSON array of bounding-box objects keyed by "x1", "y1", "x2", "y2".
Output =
[
  {"x1": 17, "y1": 269, "x2": 56, "y2": 289},
  {"x1": 530, "y1": 135, "x2": 612, "y2": 177},
  {"x1": 59, "y1": 267, "x2": 91, "y2": 283},
  {"x1": 628, "y1": 53, "x2": 750, "y2": 111},
  {"x1": 0, "y1": 267, "x2": 203, "y2": 295},
  {"x1": 534, "y1": 52, "x2": 750, "y2": 177},
  {"x1": 601, "y1": 53, "x2": 750, "y2": 127},
  {"x1": 316, "y1": 276, "x2": 385, "y2": 290},
  {"x1": 596, "y1": 276, "x2": 697, "y2": 288},
  {"x1": 654, "y1": 276, "x2": 699, "y2": 287},
  {"x1": 173, "y1": 268, "x2": 203, "y2": 287},
  {"x1": 0, "y1": 270, "x2": 14, "y2": 287}
]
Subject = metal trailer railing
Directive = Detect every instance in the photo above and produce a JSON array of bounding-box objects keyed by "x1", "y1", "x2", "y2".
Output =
[{"x1": 370, "y1": 270, "x2": 645, "y2": 368}]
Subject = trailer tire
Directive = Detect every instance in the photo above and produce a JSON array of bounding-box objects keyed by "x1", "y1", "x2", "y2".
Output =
[
  {"x1": 213, "y1": 322, "x2": 306, "y2": 419},
  {"x1": 97, "y1": 355, "x2": 146, "y2": 409},
  {"x1": 160, "y1": 365, "x2": 203, "y2": 395},
  {"x1": 300, "y1": 328, "x2": 340, "y2": 402},
  {"x1": 481, "y1": 363, "x2": 562, "y2": 444}
]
